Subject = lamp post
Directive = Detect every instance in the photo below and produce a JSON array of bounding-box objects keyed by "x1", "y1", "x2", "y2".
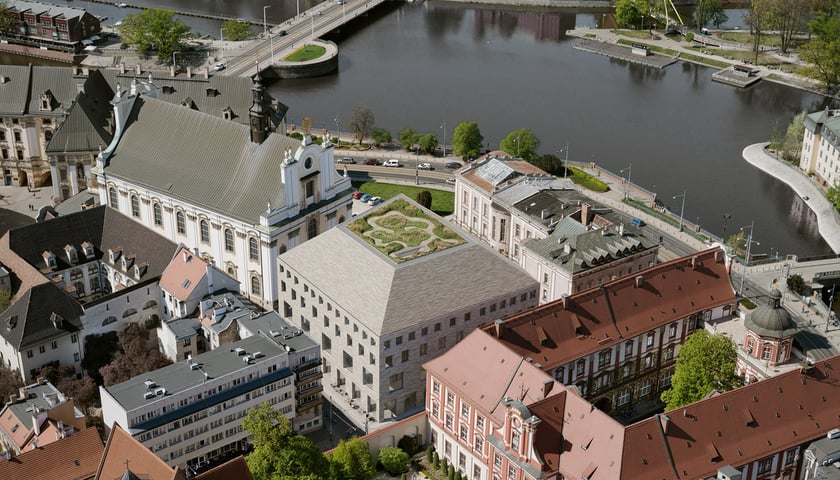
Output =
[
  {"x1": 311, "y1": 14, "x2": 315, "y2": 39},
  {"x1": 172, "y1": 51, "x2": 180, "y2": 71},
  {"x1": 440, "y1": 121, "x2": 447, "y2": 158},
  {"x1": 620, "y1": 163, "x2": 632, "y2": 201},
  {"x1": 513, "y1": 137, "x2": 520, "y2": 158},
  {"x1": 334, "y1": 116, "x2": 340, "y2": 146},
  {"x1": 560, "y1": 143, "x2": 569, "y2": 179},
  {"x1": 296, "y1": 0, "x2": 300, "y2": 18},
  {"x1": 263, "y1": 5, "x2": 270, "y2": 37},
  {"x1": 738, "y1": 221, "x2": 757, "y2": 296},
  {"x1": 415, "y1": 144, "x2": 420, "y2": 185},
  {"x1": 673, "y1": 190, "x2": 686, "y2": 232}
]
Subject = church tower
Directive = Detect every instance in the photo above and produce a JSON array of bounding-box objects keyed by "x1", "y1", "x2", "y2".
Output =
[{"x1": 249, "y1": 75, "x2": 269, "y2": 144}]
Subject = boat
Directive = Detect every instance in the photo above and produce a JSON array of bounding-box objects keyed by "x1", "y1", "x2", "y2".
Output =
[{"x1": 116, "y1": 2, "x2": 128, "y2": 7}]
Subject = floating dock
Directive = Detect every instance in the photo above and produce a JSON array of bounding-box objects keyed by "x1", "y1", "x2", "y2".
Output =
[
  {"x1": 712, "y1": 65, "x2": 762, "y2": 88},
  {"x1": 573, "y1": 39, "x2": 678, "y2": 69}
]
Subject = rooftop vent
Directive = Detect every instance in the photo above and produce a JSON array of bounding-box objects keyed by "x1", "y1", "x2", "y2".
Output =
[
  {"x1": 143, "y1": 391, "x2": 155, "y2": 400},
  {"x1": 143, "y1": 379, "x2": 157, "y2": 389},
  {"x1": 233, "y1": 347, "x2": 245, "y2": 356}
]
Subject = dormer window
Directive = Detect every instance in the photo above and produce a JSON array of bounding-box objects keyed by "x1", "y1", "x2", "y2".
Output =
[
  {"x1": 39, "y1": 91, "x2": 54, "y2": 112},
  {"x1": 81, "y1": 241, "x2": 95, "y2": 259},
  {"x1": 43, "y1": 250, "x2": 56, "y2": 270},
  {"x1": 222, "y1": 107, "x2": 233, "y2": 121},
  {"x1": 108, "y1": 247, "x2": 122, "y2": 263},
  {"x1": 121, "y1": 254, "x2": 135, "y2": 271},
  {"x1": 50, "y1": 312, "x2": 63, "y2": 329},
  {"x1": 64, "y1": 244, "x2": 78, "y2": 264},
  {"x1": 134, "y1": 262, "x2": 148, "y2": 279}
]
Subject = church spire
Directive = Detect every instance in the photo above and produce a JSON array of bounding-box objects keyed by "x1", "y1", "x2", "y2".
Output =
[{"x1": 249, "y1": 74, "x2": 269, "y2": 144}]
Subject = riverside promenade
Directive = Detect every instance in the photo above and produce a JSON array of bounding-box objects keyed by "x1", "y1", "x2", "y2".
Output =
[{"x1": 742, "y1": 143, "x2": 840, "y2": 253}]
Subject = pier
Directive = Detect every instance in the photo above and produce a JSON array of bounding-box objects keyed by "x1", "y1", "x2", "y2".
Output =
[{"x1": 573, "y1": 39, "x2": 678, "y2": 69}]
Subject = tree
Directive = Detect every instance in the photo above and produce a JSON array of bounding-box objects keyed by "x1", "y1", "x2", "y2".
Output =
[
  {"x1": 399, "y1": 128, "x2": 420, "y2": 151},
  {"x1": 726, "y1": 230, "x2": 747, "y2": 258},
  {"x1": 244, "y1": 403, "x2": 330, "y2": 480},
  {"x1": 0, "y1": 362, "x2": 23, "y2": 403},
  {"x1": 695, "y1": 0, "x2": 726, "y2": 30},
  {"x1": 350, "y1": 106, "x2": 375, "y2": 144},
  {"x1": 0, "y1": 0, "x2": 16, "y2": 34},
  {"x1": 827, "y1": 184, "x2": 840, "y2": 211},
  {"x1": 660, "y1": 330, "x2": 742, "y2": 410},
  {"x1": 419, "y1": 133, "x2": 438, "y2": 154},
  {"x1": 118, "y1": 8, "x2": 191, "y2": 63},
  {"x1": 787, "y1": 273, "x2": 807, "y2": 295},
  {"x1": 378, "y1": 446, "x2": 409, "y2": 475},
  {"x1": 767, "y1": 0, "x2": 811, "y2": 53},
  {"x1": 81, "y1": 332, "x2": 119, "y2": 385},
  {"x1": 746, "y1": 0, "x2": 772, "y2": 64},
  {"x1": 37, "y1": 363, "x2": 101, "y2": 411},
  {"x1": 0, "y1": 288, "x2": 10, "y2": 313},
  {"x1": 801, "y1": 3, "x2": 840, "y2": 93},
  {"x1": 452, "y1": 121, "x2": 484, "y2": 159},
  {"x1": 528, "y1": 153, "x2": 565, "y2": 176},
  {"x1": 780, "y1": 110, "x2": 807, "y2": 162},
  {"x1": 329, "y1": 438, "x2": 376, "y2": 480},
  {"x1": 221, "y1": 19, "x2": 252, "y2": 41},
  {"x1": 615, "y1": 0, "x2": 648, "y2": 29},
  {"x1": 371, "y1": 127, "x2": 392, "y2": 146},
  {"x1": 99, "y1": 323, "x2": 172, "y2": 387},
  {"x1": 499, "y1": 128, "x2": 540, "y2": 161},
  {"x1": 416, "y1": 191, "x2": 433, "y2": 209},
  {"x1": 710, "y1": 7, "x2": 729, "y2": 28}
]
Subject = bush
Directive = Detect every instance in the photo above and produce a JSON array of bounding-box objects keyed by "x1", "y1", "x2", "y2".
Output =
[
  {"x1": 378, "y1": 446, "x2": 409, "y2": 475},
  {"x1": 685, "y1": 32, "x2": 695, "y2": 43},
  {"x1": 416, "y1": 191, "x2": 433, "y2": 210},
  {"x1": 441, "y1": 457, "x2": 448, "y2": 472},
  {"x1": 787, "y1": 274, "x2": 806, "y2": 296},
  {"x1": 448, "y1": 464, "x2": 455, "y2": 480},
  {"x1": 425, "y1": 446, "x2": 434, "y2": 463}
]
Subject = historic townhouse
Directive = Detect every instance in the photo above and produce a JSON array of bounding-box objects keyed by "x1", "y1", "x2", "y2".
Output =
[
  {"x1": 800, "y1": 109, "x2": 840, "y2": 189},
  {"x1": 100, "y1": 334, "x2": 297, "y2": 471},
  {"x1": 277, "y1": 196, "x2": 539, "y2": 430},
  {"x1": 93, "y1": 76, "x2": 351, "y2": 309},
  {"x1": 2, "y1": 0, "x2": 101, "y2": 51}
]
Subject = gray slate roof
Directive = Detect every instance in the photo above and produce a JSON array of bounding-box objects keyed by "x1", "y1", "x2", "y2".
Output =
[
  {"x1": 280, "y1": 197, "x2": 537, "y2": 336},
  {"x1": 0, "y1": 283, "x2": 83, "y2": 349},
  {"x1": 4, "y1": 380, "x2": 79, "y2": 425},
  {"x1": 0, "y1": 65, "x2": 32, "y2": 115},
  {"x1": 7, "y1": 0, "x2": 90, "y2": 20},
  {"x1": 46, "y1": 71, "x2": 114, "y2": 154},
  {"x1": 104, "y1": 96, "x2": 302, "y2": 224}
]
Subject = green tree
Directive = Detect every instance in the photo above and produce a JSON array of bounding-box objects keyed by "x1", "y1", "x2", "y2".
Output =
[
  {"x1": 695, "y1": 0, "x2": 726, "y2": 29},
  {"x1": 828, "y1": 184, "x2": 840, "y2": 211},
  {"x1": 118, "y1": 8, "x2": 191, "y2": 64},
  {"x1": 615, "y1": 0, "x2": 648, "y2": 29},
  {"x1": 660, "y1": 330, "x2": 742, "y2": 410},
  {"x1": 425, "y1": 446, "x2": 434, "y2": 463},
  {"x1": 350, "y1": 106, "x2": 375, "y2": 145},
  {"x1": 801, "y1": 4, "x2": 840, "y2": 93},
  {"x1": 710, "y1": 7, "x2": 729, "y2": 28},
  {"x1": 726, "y1": 230, "x2": 747, "y2": 258},
  {"x1": 499, "y1": 128, "x2": 540, "y2": 161},
  {"x1": 329, "y1": 438, "x2": 376, "y2": 480},
  {"x1": 221, "y1": 19, "x2": 252, "y2": 41},
  {"x1": 399, "y1": 128, "x2": 420, "y2": 151},
  {"x1": 0, "y1": 362, "x2": 23, "y2": 404},
  {"x1": 0, "y1": 288, "x2": 10, "y2": 313},
  {"x1": 527, "y1": 153, "x2": 565, "y2": 176},
  {"x1": 99, "y1": 323, "x2": 172, "y2": 387},
  {"x1": 419, "y1": 133, "x2": 438, "y2": 154},
  {"x1": 244, "y1": 403, "x2": 330, "y2": 480},
  {"x1": 0, "y1": 0, "x2": 15, "y2": 34},
  {"x1": 780, "y1": 110, "x2": 807, "y2": 162},
  {"x1": 371, "y1": 127, "x2": 392, "y2": 146},
  {"x1": 416, "y1": 190, "x2": 433, "y2": 209},
  {"x1": 768, "y1": 0, "x2": 811, "y2": 53},
  {"x1": 787, "y1": 273, "x2": 807, "y2": 295},
  {"x1": 379, "y1": 446, "x2": 409, "y2": 475},
  {"x1": 452, "y1": 121, "x2": 484, "y2": 159}
]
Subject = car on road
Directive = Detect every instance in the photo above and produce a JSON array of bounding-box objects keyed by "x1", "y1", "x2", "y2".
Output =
[
  {"x1": 629, "y1": 217, "x2": 645, "y2": 227},
  {"x1": 364, "y1": 158, "x2": 381, "y2": 166},
  {"x1": 445, "y1": 162, "x2": 463, "y2": 169},
  {"x1": 360, "y1": 194, "x2": 372, "y2": 203},
  {"x1": 367, "y1": 196, "x2": 382, "y2": 206},
  {"x1": 417, "y1": 162, "x2": 433, "y2": 170},
  {"x1": 213, "y1": 62, "x2": 226, "y2": 71},
  {"x1": 445, "y1": 178, "x2": 456, "y2": 185},
  {"x1": 337, "y1": 157, "x2": 356, "y2": 164},
  {"x1": 352, "y1": 191, "x2": 364, "y2": 200},
  {"x1": 278, "y1": 30, "x2": 287, "y2": 36},
  {"x1": 383, "y1": 159, "x2": 400, "y2": 167}
]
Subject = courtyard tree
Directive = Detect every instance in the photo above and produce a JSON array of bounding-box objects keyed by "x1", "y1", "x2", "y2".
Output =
[
  {"x1": 371, "y1": 127, "x2": 392, "y2": 146},
  {"x1": 378, "y1": 446, "x2": 409, "y2": 475},
  {"x1": 828, "y1": 185, "x2": 840, "y2": 212},
  {"x1": 0, "y1": 363, "x2": 23, "y2": 404},
  {"x1": 419, "y1": 133, "x2": 438, "y2": 155},
  {"x1": 499, "y1": 128, "x2": 539, "y2": 161},
  {"x1": 118, "y1": 8, "x2": 191, "y2": 63},
  {"x1": 329, "y1": 437, "x2": 376, "y2": 480},
  {"x1": 81, "y1": 331, "x2": 119, "y2": 385},
  {"x1": 99, "y1": 323, "x2": 172, "y2": 387},
  {"x1": 661, "y1": 330, "x2": 742, "y2": 410},
  {"x1": 350, "y1": 106, "x2": 375, "y2": 144},
  {"x1": 221, "y1": 19, "x2": 252, "y2": 41},
  {"x1": 451, "y1": 121, "x2": 484, "y2": 159},
  {"x1": 399, "y1": 128, "x2": 420, "y2": 151}
]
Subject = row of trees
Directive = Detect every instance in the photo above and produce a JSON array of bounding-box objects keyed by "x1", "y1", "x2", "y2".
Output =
[{"x1": 613, "y1": 0, "x2": 728, "y2": 31}]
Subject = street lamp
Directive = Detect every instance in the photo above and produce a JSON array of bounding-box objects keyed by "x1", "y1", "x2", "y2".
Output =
[
  {"x1": 263, "y1": 5, "x2": 271, "y2": 37},
  {"x1": 559, "y1": 143, "x2": 569, "y2": 179},
  {"x1": 334, "y1": 116, "x2": 340, "y2": 146},
  {"x1": 738, "y1": 221, "x2": 758, "y2": 296},
  {"x1": 673, "y1": 190, "x2": 686, "y2": 232},
  {"x1": 620, "y1": 163, "x2": 632, "y2": 200},
  {"x1": 440, "y1": 121, "x2": 446, "y2": 158},
  {"x1": 513, "y1": 137, "x2": 520, "y2": 158},
  {"x1": 415, "y1": 144, "x2": 420, "y2": 186}
]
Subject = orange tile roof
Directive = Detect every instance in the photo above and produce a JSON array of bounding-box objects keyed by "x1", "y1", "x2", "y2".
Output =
[
  {"x1": 195, "y1": 456, "x2": 253, "y2": 480},
  {"x1": 159, "y1": 246, "x2": 207, "y2": 302},
  {"x1": 95, "y1": 424, "x2": 185, "y2": 480},
  {"x1": 482, "y1": 248, "x2": 734, "y2": 371},
  {"x1": 0, "y1": 427, "x2": 103, "y2": 480}
]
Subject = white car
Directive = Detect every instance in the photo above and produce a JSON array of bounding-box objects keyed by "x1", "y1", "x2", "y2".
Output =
[
  {"x1": 368, "y1": 196, "x2": 382, "y2": 206},
  {"x1": 213, "y1": 62, "x2": 226, "y2": 71},
  {"x1": 383, "y1": 159, "x2": 400, "y2": 167},
  {"x1": 445, "y1": 178, "x2": 456, "y2": 185},
  {"x1": 417, "y1": 162, "x2": 433, "y2": 170},
  {"x1": 337, "y1": 157, "x2": 356, "y2": 164}
]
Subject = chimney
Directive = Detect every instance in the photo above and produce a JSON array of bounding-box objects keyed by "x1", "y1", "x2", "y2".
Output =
[
  {"x1": 540, "y1": 209, "x2": 551, "y2": 220},
  {"x1": 494, "y1": 319, "x2": 504, "y2": 338},
  {"x1": 560, "y1": 293, "x2": 570, "y2": 310},
  {"x1": 691, "y1": 255, "x2": 699, "y2": 270},
  {"x1": 170, "y1": 66, "x2": 175, "y2": 77},
  {"x1": 542, "y1": 379, "x2": 554, "y2": 398},
  {"x1": 634, "y1": 275, "x2": 644, "y2": 288},
  {"x1": 120, "y1": 62, "x2": 126, "y2": 74},
  {"x1": 581, "y1": 203, "x2": 591, "y2": 226},
  {"x1": 206, "y1": 263, "x2": 215, "y2": 295},
  {"x1": 204, "y1": 67, "x2": 209, "y2": 79},
  {"x1": 715, "y1": 249, "x2": 725, "y2": 263},
  {"x1": 135, "y1": 64, "x2": 141, "y2": 75},
  {"x1": 619, "y1": 224, "x2": 624, "y2": 236},
  {"x1": 82, "y1": 67, "x2": 89, "y2": 76},
  {"x1": 32, "y1": 414, "x2": 41, "y2": 436},
  {"x1": 186, "y1": 66, "x2": 192, "y2": 78},
  {"x1": 183, "y1": 250, "x2": 191, "y2": 263},
  {"x1": 36, "y1": 376, "x2": 45, "y2": 385},
  {"x1": 19, "y1": 387, "x2": 26, "y2": 400},
  {"x1": 659, "y1": 413, "x2": 670, "y2": 435}
]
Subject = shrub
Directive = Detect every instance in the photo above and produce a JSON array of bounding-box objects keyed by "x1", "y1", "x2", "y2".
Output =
[
  {"x1": 685, "y1": 32, "x2": 695, "y2": 43},
  {"x1": 416, "y1": 191, "x2": 433, "y2": 209},
  {"x1": 425, "y1": 446, "x2": 434, "y2": 463},
  {"x1": 441, "y1": 457, "x2": 448, "y2": 472},
  {"x1": 378, "y1": 446, "x2": 409, "y2": 475},
  {"x1": 433, "y1": 451, "x2": 440, "y2": 469},
  {"x1": 448, "y1": 464, "x2": 455, "y2": 480}
]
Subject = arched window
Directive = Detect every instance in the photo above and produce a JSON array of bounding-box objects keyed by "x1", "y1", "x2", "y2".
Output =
[
  {"x1": 251, "y1": 276, "x2": 261, "y2": 296},
  {"x1": 307, "y1": 218, "x2": 318, "y2": 239},
  {"x1": 44, "y1": 130, "x2": 53, "y2": 141},
  {"x1": 74, "y1": 281, "x2": 85, "y2": 296},
  {"x1": 153, "y1": 203, "x2": 162, "y2": 226},
  {"x1": 278, "y1": 245, "x2": 287, "y2": 255},
  {"x1": 102, "y1": 316, "x2": 117, "y2": 326},
  {"x1": 249, "y1": 237, "x2": 259, "y2": 261},
  {"x1": 200, "y1": 220, "x2": 210, "y2": 243},
  {"x1": 338, "y1": 216, "x2": 345, "y2": 223},
  {"x1": 109, "y1": 187, "x2": 118, "y2": 208},
  {"x1": 143, "y1": 300, "x2": 158, "y2": 310},
  {"x1": 130, "y1": 195, "x2": 140, "y2": 218},
  {"x1": 224, "y1": 228, "x2": 234, "y2": 252},
  {"x1": 122, "y1": 308, "x2": 138, "y2": 318},
  {"x1": 176, "y1": 211, "x2": 186, "y2": 234}
]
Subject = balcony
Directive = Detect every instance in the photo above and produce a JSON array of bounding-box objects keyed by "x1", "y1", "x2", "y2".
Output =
[
  {"x1": 295, "y1": 383, "x2": 323, "y2": 398},
  {"x1": 297, "y1": 369, "x2": 323, "y2": 382},
  {"x1": 294, "y1": 357, "x2": 322, "y2": 374},
  {"x1": 296, "y1": 396, "x2": 324, "y2": 413}
]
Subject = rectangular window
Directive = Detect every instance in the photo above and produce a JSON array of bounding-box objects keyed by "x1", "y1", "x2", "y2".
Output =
[
  {"x1": 71, "y1": 334, "x2": 77, "y2": 343},
  {"x1": 401, "y1": 350, "x2": 409, "y2": 363},
  {"x1": 419, "y1": 343, "x2": 427, "y2": 356},
  {"x1": 646, "y1": 332, "x2": 655, "y2": 348},
  {"x1": 51, "y1": 340, "x2": 58, "y2": 349}
]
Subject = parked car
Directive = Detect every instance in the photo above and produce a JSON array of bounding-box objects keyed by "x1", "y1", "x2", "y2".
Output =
[
  {"x1": 213, "y1": 62, "x2": 226, "y2": 71},
  {"x1": 445, "y1": 162, "x2": 463, "y2": 169},
  {"x1": 338, "y1": 157, "x2": 356, "y2": 164},
  {"x1": 278, "y1": 30, "x2": 287, "y2": 36},
  {"x1": 383, "y1": 159, "x2": 400, "y2": 167},
  {"x1": 364, "y1": 158, "x2": 381, "y2": 166},
  {"x1": 352, "y1": 191, "x2": 364, "y2": 200},
  {"x1": 417, "y1": 162, "x2": 433, "y2": 170},
  {"x1": 445, "y1": 178, "x2": 456, "y2": 185},
  {"x1": 367, "y1": 196, "x2": 382, "y2": 206},
  {"x1": 629, "y1": 217, "x2": 645, "y2": 227},
  {"x1": 360, "y1": 194, "x2": 372, "y2": 203}
]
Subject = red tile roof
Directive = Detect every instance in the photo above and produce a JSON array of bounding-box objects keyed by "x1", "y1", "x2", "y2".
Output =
[
  {"x1": 194, "y1": 455, "x2": 253, "y2": 480},
  {"x1": 0, "y1": 427, "x2": 103, "y2": 480},
  {"x1": 481, "y1": 248, "x2": 734, "y2": 371},
  {"x1": 95, "y1": 424, "x2": 185, "y2": 480},
  {"x1": 159, "y1": 246, "x2": 207, "y2": 302}
]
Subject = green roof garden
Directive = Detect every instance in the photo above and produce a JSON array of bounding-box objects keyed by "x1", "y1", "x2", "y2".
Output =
[{"x1": 347, "y1": 197, "x2": 465, "y2": 263}]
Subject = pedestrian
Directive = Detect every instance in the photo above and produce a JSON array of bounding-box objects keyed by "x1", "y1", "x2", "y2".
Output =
[{"x1": 28, "y1": 204, "x2": 32, "y2": 211}]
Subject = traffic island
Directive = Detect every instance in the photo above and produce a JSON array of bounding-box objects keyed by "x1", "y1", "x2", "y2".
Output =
[{"x1": 272, "y1": 39, "x2": 338, "y2": 79}]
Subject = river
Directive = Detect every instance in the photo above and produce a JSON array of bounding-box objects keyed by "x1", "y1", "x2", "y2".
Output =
[{"x1": 2, "y1": 1, "x2": 835, "y2": 256}]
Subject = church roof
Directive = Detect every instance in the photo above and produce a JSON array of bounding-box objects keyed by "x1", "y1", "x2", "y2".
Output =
[{"x1": 745, "y1": 289, "x2": 798, "y2": 339}]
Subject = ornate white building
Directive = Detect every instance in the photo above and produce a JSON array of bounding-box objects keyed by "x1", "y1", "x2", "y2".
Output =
[
  {"x1": 92, "y1": 76, "x2": 353, "y2": 309},
  {"x1": 800, "y1": 108, "x2": 840, "y2": 189}
]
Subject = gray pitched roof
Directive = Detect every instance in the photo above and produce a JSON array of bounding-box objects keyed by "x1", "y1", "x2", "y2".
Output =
[
  {"x1": 0, "y1": 283, "x2": 83, "y2": 349},
  {"x1": 46, "y1": 71, "x2": 114, "y2": 154},
  {"x1": 0, "y1": 65, "x2": 32, "y2": 115},
  {"x1": 7, "y1": 0, "x2": 91, "y2": 20},
  {"x1": 104, "y1": 96, "x2": 302, "y2": 224},
  {"x1": 280, "y1": 199, "x2": 538, "y2": 336}
]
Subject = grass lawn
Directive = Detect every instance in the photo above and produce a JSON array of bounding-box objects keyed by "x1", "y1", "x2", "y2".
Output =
[
  {"x1": 353, "y1": 182, "x2": 454, "y2": 216},
  {"x1": 567, "y1": 167, "x2": 609, "y2": 193},
  {"x1": 617, "y1": 38, "x2": 676, "y2": 56},
  {"x1": 616, "y1": 29, "x2": 657, "y2": 40},
  {"x1": 283, "y1": 44, "x2": 326, "y2": 62}
]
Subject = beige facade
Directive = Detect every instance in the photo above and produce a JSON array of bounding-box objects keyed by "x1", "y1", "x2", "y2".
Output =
[{"x1": 800, "y1": 109, "x2": 840, "y2": 189}]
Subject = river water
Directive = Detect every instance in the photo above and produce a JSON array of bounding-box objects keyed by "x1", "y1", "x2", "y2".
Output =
[{"x1": 2, "y1": 1, "x2": 835, "y2": 256}]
